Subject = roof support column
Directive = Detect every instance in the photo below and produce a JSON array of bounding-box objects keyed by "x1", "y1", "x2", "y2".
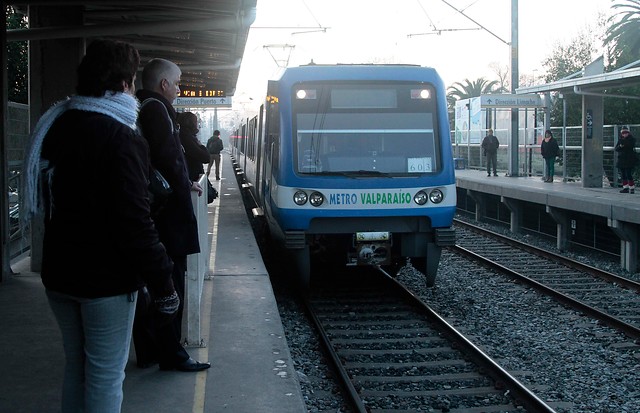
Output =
[
  {"x1": 580, "y1": 58, "x2": 604, "y2": 188},
  {"x1": 507, "y1": 0, "x2": 519, "y2": 177},
  {"x1": 545, "y1": 206, "x2": 569, "y2": 251},
  {"x1": 1, "y1": 6, "x2": 9, "y2": 281},
  {"x1": 608, "y1": 219, "x2": 638, "y2": 273},
  {"x1": 500, "y1": 196, "x2": 521, "y2": 233},
  {"x1": 466, "y1": 189, "x2": 486, "y2": 222},
  {"x1": 28, "y1": 5, "x2": 84, "y2": 271}
]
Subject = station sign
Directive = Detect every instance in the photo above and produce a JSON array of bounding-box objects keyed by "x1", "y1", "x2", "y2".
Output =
[
  {"x1": 174, "y1": 96, "x2": 233, "y2": 108},
  {"x1": 480, "y1": 94, "x2": 544, "y2": 108}
]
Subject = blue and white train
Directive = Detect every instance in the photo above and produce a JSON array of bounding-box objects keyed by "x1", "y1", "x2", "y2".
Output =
[{"x1": 231, "y1": 64, "x2": 456, "y2": 288}]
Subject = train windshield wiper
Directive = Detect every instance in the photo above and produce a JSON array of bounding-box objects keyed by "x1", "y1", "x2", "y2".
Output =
[{"x1": 309, "y1": 170, "x2": 393, "y2": 178}]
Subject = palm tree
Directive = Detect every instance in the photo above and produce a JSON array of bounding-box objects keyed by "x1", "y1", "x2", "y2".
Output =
[
  {"x1": 446, "y1": 77, "x2": 501, "y2": 117},
  {"x1": 605, "y1": 0, "x2": 640, "y2": 66}
]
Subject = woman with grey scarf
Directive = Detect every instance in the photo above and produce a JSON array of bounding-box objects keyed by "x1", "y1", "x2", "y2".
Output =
[{"x1": 22, "y1": 40, "x2": 177, "y2": 413}]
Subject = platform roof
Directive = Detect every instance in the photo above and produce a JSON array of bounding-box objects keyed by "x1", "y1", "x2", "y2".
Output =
[
  {"x1": 6, "y1": 0, "x2": 257, "y2": 96},
  {"x1": 515, "y1": 65, "x2": 640, "y2": 98}
]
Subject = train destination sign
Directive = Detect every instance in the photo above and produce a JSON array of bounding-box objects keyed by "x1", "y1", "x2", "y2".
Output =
[{"x1": 479, "y1": 94, "x2": 544, "y2": 108}]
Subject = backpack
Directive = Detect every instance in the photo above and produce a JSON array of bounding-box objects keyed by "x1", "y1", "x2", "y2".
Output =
[{"x1": 207, "y1": 137, "x2": 222, "y2": 154}]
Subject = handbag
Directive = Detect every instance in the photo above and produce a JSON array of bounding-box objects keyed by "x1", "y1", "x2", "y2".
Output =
[
  {"x1": 207, "y1": 179, "x2": 218, "y2": 204},
  {"x1": 149, "y1": 167, "x2": 172, "y2": 214}
]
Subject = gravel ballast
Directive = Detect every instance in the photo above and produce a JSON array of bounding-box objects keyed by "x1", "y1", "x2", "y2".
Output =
[{"x1": 274, "y1": 217, "x2": 640, "y2": 412}]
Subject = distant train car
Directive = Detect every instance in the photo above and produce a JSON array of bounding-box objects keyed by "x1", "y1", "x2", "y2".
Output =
[{"x1": 232, "y1": 64, "x2": 456, "y2": 288}]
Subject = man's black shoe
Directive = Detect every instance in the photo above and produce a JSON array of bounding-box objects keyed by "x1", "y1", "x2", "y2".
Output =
[{"x1": 160, "y1": 358, "x2": 211, "y2": 372}]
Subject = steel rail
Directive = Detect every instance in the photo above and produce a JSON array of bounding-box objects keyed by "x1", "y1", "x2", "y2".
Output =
[
  {"x1": 377, "y1": 267, "x2": 557, "y2": 413},
  {"x1": 454, "y1": 218, "x2": 640, "y2": 292}
]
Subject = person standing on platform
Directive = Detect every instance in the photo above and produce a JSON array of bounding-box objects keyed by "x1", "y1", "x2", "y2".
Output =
[
  {"x1": 134, "y1": 58, "x2": 210, "y2": 372},
  {"x1": 177, "y1": 111, "x2": 210, "y2": 181},
  {"x1": 615, "y1": 125, "x2": 637, "y2": 193},
  {"x1": 541, "y1": 130, "x2": 560, "y2": 183},
  {"x1": 22, "y1": 40, "x2": 178, "y2": 413},
  {"x1": 481, "y1": 128, "x2": 499, "y2": 177},
  {"x1": 206, "y1": 129, "x2": 224, "y2": 180}
]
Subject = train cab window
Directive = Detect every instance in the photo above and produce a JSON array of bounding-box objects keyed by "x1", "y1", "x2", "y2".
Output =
[{"x1": 293, "y1": 82, "x2": 440, "y2": 176}]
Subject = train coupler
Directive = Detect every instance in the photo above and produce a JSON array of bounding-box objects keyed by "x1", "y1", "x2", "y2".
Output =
[{"x1": 348, "y1": 231, "x2": 391, "y2": 266}]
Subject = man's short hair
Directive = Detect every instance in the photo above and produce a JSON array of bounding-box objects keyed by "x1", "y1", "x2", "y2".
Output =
[{"x1": 213, "y1": 130, "x2": 220, "y2": 136}]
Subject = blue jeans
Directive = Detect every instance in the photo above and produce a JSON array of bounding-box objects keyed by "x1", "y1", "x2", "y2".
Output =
[{"x1": 46, "y1": 290, "x2": 137, "y2": 413}]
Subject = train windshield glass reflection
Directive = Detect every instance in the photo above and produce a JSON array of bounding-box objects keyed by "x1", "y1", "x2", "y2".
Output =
[{"x1": 293, "y1": 82, "x2": 439, "y2": 175}]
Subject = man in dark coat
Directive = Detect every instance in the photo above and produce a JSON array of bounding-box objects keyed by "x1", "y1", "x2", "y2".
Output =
[
  {"x1": 206, "y1": 129, "x2": 224, "y2": 180},
  {"x1": 134, "y1": 58, "x2": 210, "y2": 372},
  {"x1": 481, "y1": 128, "x2": 499, "y2": 177}
]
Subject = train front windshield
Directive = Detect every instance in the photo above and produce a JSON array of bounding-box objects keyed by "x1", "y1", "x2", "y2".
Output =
[{"x1": 293, "y1": 82, "x2": 440, "y2": 176}]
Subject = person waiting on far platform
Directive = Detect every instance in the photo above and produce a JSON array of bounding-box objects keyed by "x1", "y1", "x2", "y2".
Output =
[
  {"x1": 481, "y1": 128, "x2": 499, "y2": 177},
  {"x1": 541, "y1": 130, "x2": 560, "y2": 183},
  {"x1": 615, "y1": 125, "x2": 637, "y2": 194}
]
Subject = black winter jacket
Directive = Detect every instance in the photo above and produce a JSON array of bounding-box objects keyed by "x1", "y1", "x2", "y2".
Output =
[
  {"x1": 541, "y1": 137, "x2": 559, "y2": 159},
  {"x1": 136, "y1": 90, "x2": 200, "y2": 257},
  {"x1": 615, "y1": 134, "x2": 637, "y2": 169},
  {"x1": 40, "y1": 110, "x2": 173, "y2": 298},
  {"x1": 481, "y1": 134, "x2": 499, "y2": 155},
  {"x1": 180, "y1": 126, "x2": 210, "y2": 181}
]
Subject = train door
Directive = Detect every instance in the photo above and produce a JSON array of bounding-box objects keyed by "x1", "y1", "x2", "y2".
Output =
[
  {"x1": 255, "y1": 104, "x2": 265, "y2": 203},
  {"x1": 263, "y1": 81, "x2": 280, "y2": 217}
]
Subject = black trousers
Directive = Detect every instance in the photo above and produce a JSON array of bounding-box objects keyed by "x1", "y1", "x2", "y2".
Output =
[
  {"x1": 133, "y1": 255, "x2": 190, "y2": 366},
  {"x1": 486, "y1": 152, "x2": 497, "y2": 174}
]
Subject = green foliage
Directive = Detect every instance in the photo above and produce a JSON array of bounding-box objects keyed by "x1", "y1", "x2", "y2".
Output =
[
  {"x1": 6, "y1": 6, "x2": 28, "y2": 104},
  {"x1": 605, "y1": 0, "x2": 640, "y2": 67},
  {"x1": 446, "y1": 78, "x2": 500, "y2": 127}
]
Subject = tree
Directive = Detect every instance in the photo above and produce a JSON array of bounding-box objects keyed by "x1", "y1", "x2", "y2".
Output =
[
  {"x1": 605, "y1": 0, "x2": 640, "y2": 68},
  {"x1": 488, "y1": 62, "x2": 510, "y2": 92},
  {"x1": 445, "y1": 77, "x2": 500, "y2": 132},
  {"x1": 6, "y1": 6, "x2": 28, "y2": 104},
  {"x1": 541, "y1": 25, "x2": 602, "y2": 127}
]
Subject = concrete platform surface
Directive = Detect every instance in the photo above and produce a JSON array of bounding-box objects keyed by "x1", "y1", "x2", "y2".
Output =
[{"x1": 0, "y1": 152, "x2": 306, "y2": 413}]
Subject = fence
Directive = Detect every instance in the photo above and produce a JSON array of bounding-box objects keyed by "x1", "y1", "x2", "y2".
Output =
[{"x1": 451, "y1": 124, "x2": 639, "y2": 185}]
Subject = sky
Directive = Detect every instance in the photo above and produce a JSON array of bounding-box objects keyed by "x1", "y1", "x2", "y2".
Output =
[{"x1": 232, "y1": 0, "x2": 612, "y2": 112}]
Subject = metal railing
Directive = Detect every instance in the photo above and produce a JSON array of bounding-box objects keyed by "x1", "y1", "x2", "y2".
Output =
[{"x1": 451, "y1": 124, "x2": 639, "y2": 185}]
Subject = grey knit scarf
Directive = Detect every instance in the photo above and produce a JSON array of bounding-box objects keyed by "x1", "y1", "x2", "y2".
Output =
[{"x1": 22, "y1": 92, "x2": 139, "y2": 225}]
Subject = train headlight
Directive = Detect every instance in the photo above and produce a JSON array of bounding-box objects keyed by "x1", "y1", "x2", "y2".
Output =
[
  {"x1": 411, "y1": 89, "x2": 431, "y2": 99},
  {"x1": 296, "y1": 89, "x2": 317, "y2": 100},
  {"x1": 293, "y1": 190, "x2": 308, "y2": 205},
  {"x1": 309, "y1": 191, "x2": 324, "y2": 207},
  {"x1": 429, "y1": 189, "x2": 444, "y2": 204},
  {"x1": 413, "y1": 190, "x2": 428, "y2": 205}
]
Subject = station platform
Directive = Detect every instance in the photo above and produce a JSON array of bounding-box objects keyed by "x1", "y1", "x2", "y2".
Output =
[
  {"x1": 455, "y1": 168, "x2": 640, "y2": 272},
  {"x1": 0, "y1": 152, "x2": 307, "y2": 413},
  {"x1": 455, "y1": 168, "x2": 640, "y2": 225}
]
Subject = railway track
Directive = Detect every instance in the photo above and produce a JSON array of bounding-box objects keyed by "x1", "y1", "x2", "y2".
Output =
[
  {"x1": 302, "y1": 269, "x2": 555, "y2": 413},
  {"x1": 453, "y1": 219, "x2": 640, "y2": 340}
]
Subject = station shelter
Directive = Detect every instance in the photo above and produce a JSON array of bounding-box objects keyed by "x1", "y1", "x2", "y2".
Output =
[{"x1": 453, "y1": 93, "x2": 546, "y2": 175}]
